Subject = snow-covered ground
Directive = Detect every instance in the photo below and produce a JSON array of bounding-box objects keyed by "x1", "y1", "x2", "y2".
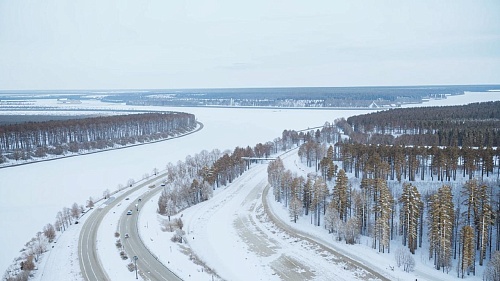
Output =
[
  {"x1": 1, "y1": 90, "x2": 499, "y2": 278},
  {"x1": 0, "y1": 98, "x2": 374, "y2": 275},
  {"x1": 269, "y1": 151, "x2": 474, "y2": 281},
  {"x1": 139, "y1": 153, "x2": 380, "y2": 281}
]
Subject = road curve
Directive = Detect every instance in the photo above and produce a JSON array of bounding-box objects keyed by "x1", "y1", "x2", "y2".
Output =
[
  {"x1": 78, "y1": 122, "x2": 203, "y2": 281},
  {"x1": 79, "y1": 176, "x2": 162, "y2": 281},
  {"x1": 119, "y1": 188, "x2": 182, "y2": 281},
  {"x1": 79, "y1": 208, "x2": 109, "y2": 281}
]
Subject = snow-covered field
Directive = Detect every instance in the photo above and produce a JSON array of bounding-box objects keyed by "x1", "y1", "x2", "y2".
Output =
[{"x1": 1, "y1": 91, "x2": 499, "y2": 278}]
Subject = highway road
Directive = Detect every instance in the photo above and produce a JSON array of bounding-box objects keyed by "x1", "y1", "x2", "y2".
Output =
[
  {"x1": 78, "y1": 175, "x2": 164, "y2": 281},
  {"x1": 78, "y1": 122, "x2": 204, "y2": 281},
  {"x1": 119, "y1": 188, "x2": 182, "y2": 281}
]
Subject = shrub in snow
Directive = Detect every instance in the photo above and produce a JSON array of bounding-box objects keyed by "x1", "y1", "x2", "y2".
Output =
[
  {"x1": 394, "y1": 247, "x2": 415, "y2": 272},
  {"x1": 171, "y1": 229, "x2": 185, "y2": 243},
  {"x1": 2, "y1": 257, "x2": 31, "y2": 281},
  {"x1": 4, "y1": 270, "x2": 30, "y2": 281},
  {"x1": 127, "y1": 262, "x2": 135, "y2": 272},
  {"x1": 161, "y1": 219, "x2": 175, "y2": 232},
  {"x1": 484, "y1": 251, "x2": 500, "y2": 281},
  {"x1": 120, "y1": 251, "x2": 128, "y2": 260},
  {"x1": 174, "y1": 218, "x2": 184, "y2": 230},
  {"x1": 115, "y1": 239, "x2": 122, "y2": 249},
  {"x1": 343, "y1": 217, "x2": 360, "y2": 245}
]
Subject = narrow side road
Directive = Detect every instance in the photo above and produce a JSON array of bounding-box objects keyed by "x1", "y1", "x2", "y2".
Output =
[{"x1": 262, "y1": 184, "x2": 391, "y2": 281}]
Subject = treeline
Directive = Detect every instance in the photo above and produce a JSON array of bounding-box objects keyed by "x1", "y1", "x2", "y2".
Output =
[
  {"x1": 158, "y1": 143, "x2": 287, "y2": 217},
  {"x1": 0, "y1": 112, "x2": 196, "y2": 163},
  {"x1": 338, "y1": 143, "x2": 499, "y2": 182},
  {"x1": 346, "y1": 101, "x2": 500, "y2": 147},
  {"x1": 105, "y1": 85, "x2": 495, "y2": 108}
]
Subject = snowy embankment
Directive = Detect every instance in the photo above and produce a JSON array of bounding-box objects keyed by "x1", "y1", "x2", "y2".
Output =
[
  {"x1": 34, "y1": 210, "x2": 87, "y2": 281},
  {"x1": 139, "y1": 154, "x2": 378, "y2": 281}
]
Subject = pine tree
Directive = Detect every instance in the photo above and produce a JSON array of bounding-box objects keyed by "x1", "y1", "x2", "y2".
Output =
[
  {"x1": 327, "y1": 161, "x2": 337, "y2": 181},
  {"x1": 459, "y1": 225, "x2": 475, "y2": 278},
  {"x1": 484, "y1": 251, "x2": 500, "y2": 281},
  {"x1": 268, "y1": 158, "x2": 285, "y2": 202},
  {"x1": 461, "y1": 179, "x2": 479, "y2": 227},
  {"x1": 478, "y1": 184, "x2": 493, "y2": 266},
  {"x1": 303, "y1": 177, "x2": 313, "y2": 216},
  {"x1": 289, "y1": 196, "x2": 303, "y2": 223},
  {"x1": 374, "y1": 178, "x2": 392, "y2": 253},
  {"x1": 400, "y1": 183, "x2": 422, "y2": 254},
  {"x1": 360, "y1": 178, "x2": 374, "y2": 236},
  {"x1": 313, "y1": 177, "x2": 329, "y2": 226},
  {"x1": 332, "y1": 169, "x2": 349, "y2": 222},
  {"x1": 327, "y1": 145, "x2": 334, "y2": 160},
  {"x1": 428, "y1": 185, "x2": 455, "y2": 272}
]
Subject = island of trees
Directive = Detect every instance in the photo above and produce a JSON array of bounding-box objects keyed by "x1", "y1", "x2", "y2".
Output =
[{"x1": 0, "y1": 112, "x2": 197, "y2": 165}]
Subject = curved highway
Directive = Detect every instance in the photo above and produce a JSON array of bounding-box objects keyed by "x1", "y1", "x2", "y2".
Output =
[
  {"x1": 119, "y1": 189, "x2": 182, "y2": 281},
  {"x1": 78, "y1": 176, "x2": 163, "y2": 281},
  {"x1": 79, "y1": 122, "x2": 390, "y2": 281},
  {"x1": 78, "y1": 122, "x2": 204, "y2": 281}
]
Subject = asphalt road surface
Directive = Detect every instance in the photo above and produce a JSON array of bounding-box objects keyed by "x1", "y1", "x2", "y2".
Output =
[
  {"x1": 119, "y1": 188, "x2": 182, "y2": 281},
  {"x1": 78, "y1": 123, "x2": 204, "y2": 281},
  {"x1": 79, "y1": 175, "x2": 178, "y2": 281}
]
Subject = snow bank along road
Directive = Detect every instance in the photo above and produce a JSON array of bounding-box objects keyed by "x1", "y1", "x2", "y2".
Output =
[
  {"x1": 184, "y1": 150, "x2": 388, "y2": 281},
  {"x1": 79, "y1": 175, "x2": 170, "y2": 281}
]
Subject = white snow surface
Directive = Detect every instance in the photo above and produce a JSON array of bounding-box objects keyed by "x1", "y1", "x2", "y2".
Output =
[{"x1": 0, "y1": 91, "x2": 498, "y2": 279}]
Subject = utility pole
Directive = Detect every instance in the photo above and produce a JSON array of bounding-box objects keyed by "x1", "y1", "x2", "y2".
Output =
[{"x1": 133, "y1": 255, "x2": 138, "y2": 279}]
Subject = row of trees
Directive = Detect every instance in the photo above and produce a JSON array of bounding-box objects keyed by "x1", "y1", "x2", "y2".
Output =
[
  {"x1": 158, "y1": 138, "x2": 292, "y2": 217},
  {"x1": 338, "y1": 143, "x2": 499, "y2": 182},
  {"x1": 0, "y1": 112, "x2": 196, "y2": 163},
  {"x1": 156, "y1": 125, "x2": 342, "y2": 241},
  {"x1": 3, "y1": 200, "x2": 89, "y2": 281},
  {"x1": 157, "y1": 121, "x2": 345, "y2": 219}
]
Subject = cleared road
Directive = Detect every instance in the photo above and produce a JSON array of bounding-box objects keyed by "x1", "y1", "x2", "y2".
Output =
[
  {"x1": 119, "y1": 188, "x2": 182, "y2": 281},
  {"x1": 79, "y1": 176, "x2": 162, "y2": 281},
  {"x1": 79, "y1": 123, "x2": 203, "y2": 281}
]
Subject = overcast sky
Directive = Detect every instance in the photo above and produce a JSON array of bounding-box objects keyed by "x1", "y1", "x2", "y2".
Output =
[{"x1": 1, "y1": 0, "x2": 499, "y2": 90}]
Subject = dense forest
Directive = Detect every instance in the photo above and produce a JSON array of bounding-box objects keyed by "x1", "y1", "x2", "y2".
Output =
[
  {"x1": 0, "y1": 112, "x2": 196, "y2": 163},
  {"x1": 267, "y1": 102, "x2": 500, "y2": 279},
  {"x1": 346, "y1": 101, "x2": 500, "y2": 147},
  {"x1": 102, "y1": 85, "x2": 494, "y2": 108}
]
